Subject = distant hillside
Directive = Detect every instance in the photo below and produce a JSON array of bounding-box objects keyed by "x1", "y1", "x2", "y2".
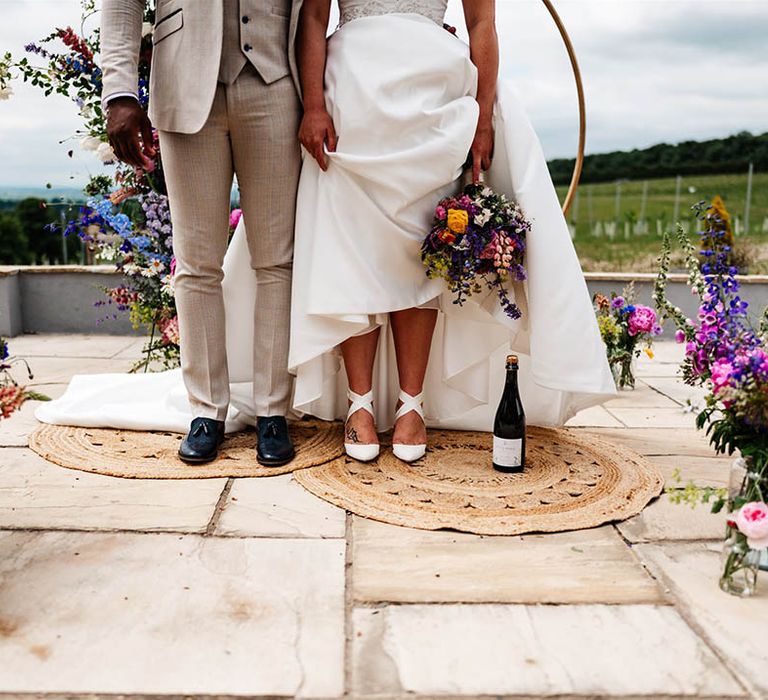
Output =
[
  {"x1": 0, "y1": 186, "x2": 87, "y2": 203},
  {"x1": 548, "y1": 131, "x2": 768, "y2": 186}
]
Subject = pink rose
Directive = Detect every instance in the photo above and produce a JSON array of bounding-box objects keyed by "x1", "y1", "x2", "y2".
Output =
[
  {"x1": 735, "y1": 502, "x2": 768, "y2": 549},
  {"x1": 628, "y1": 305, "x2": 657, "y2": 336},
  {"x1": 229, "y1": 208, "x2": 242, "y2": 230}
]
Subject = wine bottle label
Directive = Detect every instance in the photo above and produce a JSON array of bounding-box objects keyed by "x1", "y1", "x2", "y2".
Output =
[{"x1": 493, "y1": 436, "x2": 523, "y2": 467}]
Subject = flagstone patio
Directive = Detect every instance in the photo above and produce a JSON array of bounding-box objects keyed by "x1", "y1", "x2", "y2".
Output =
[{"x1": 0, "y1": 334, "x2": 765, "y2": 699}]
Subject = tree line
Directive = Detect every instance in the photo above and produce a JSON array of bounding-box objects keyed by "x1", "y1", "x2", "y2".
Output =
[
  {"x1": 548, "y1": 131, "x2": 768, "y2": 186},
  {"x1": 0, "y1": 198, "x2": 82, "y2": 265}
]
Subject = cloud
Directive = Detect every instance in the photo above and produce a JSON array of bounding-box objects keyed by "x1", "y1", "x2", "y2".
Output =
[{"x1": 0, "y1": 0, "x2": 766, "y2": 188}]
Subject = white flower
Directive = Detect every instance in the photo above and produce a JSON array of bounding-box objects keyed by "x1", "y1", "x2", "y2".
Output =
[
  {"x1": 123, "y1": 262, "x2": 141, "y2": 276},
  {"x1": 142, "y1": 22, "x2": 154, "y2": 38},
  {"x1": 142, "y1": 258, "x2": 165, "y2": 278},
  {"x1": 96, "y1": 142, "x2": 116, "y2": 164},
  {"x1": 481, "y1": 186, "x2": 493, "y2": 197},
  {"x1": 80, "y1": 135, "x2": 102, "y2": 152},
  {"x1": 475, "y1": 208, "x2": 492, "y2": 227},
  {"x1": 160, "y1": 274, "x2": 174, "y2": 297},
  {"x1": 0, "y1": 85, "x2": 13, "y2": 101}
]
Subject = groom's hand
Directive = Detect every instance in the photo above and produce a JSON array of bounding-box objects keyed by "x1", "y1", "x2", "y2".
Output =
[
  {"x1": 299, "y1": 107, "x2": 337, "y2": 171},
  {"x1": 106, "y1": 97, "x2": 156, "y2": 169}
]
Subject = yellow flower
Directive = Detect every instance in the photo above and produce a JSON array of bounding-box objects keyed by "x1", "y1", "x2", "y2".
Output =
[
  {"x1": 644, "y1": 347, "x2": 654, "y2": 359},
  {"x1": 447, "y1": 209, "x2": 469, "y2": 234}
]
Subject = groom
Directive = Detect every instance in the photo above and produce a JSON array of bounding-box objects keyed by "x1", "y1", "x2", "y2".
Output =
[{"x1": 101, "y1": 0, "x2": 304, "y2": 465}]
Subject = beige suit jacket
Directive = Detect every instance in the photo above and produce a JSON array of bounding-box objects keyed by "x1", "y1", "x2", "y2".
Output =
[{"x1": 101, "y1": 0, "x2": 304, "y2": 134}]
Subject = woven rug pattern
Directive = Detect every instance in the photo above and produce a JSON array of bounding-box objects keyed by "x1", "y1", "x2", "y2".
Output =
[
  {"x1": 29, "y1": 419, "x2": 344, "y2": 479},
  {"x1": 294, "y1": 426, "x2": 664, "y2": 535}
]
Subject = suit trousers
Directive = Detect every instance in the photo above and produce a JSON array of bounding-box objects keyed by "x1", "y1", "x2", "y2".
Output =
[{"x1": 159, "y1": 64, "x2": 301, "y2": 420}]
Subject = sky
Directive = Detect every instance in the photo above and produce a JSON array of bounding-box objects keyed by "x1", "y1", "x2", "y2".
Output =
[{"x1": 0, "y1": 0, "x2": 767, "y2": 188}]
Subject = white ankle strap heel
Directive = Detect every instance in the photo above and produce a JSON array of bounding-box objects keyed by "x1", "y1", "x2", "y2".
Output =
[
  {"x1": 344, "y1": 389, "x2": 380, "y2": 462},
  {"x1": 392, "y1": 389, "x2": 427, "y2": 463}
]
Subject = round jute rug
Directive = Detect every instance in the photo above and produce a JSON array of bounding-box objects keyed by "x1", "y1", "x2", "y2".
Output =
[
  {"x1": 29, "y1": 419, "x2": 344, "y2": 479},
  {"x1": 294, "y1": 426, "x2": 664, "y2": 535}
]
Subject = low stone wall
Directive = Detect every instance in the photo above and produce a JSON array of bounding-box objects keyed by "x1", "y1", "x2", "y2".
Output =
[{"x1": 1, "y1": 266, "x2": 767, "y2": 339}]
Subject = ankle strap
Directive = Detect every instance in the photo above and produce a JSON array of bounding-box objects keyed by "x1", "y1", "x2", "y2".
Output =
[
  {"x1": 347, "y1": 389, "x2": 374, "y2": 420},
  {"x1": 395, "y1": 389, "x2": 424, "y2": 421}
]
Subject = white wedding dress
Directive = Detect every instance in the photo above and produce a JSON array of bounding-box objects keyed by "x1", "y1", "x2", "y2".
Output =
[{"x1": 36, "y1": 0, "x2": 615, "y2": 435}]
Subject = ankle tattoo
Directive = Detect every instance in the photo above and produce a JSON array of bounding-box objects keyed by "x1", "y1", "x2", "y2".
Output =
[{"x1": 346, "y1": 427, "x2": 360, "y2": 444}]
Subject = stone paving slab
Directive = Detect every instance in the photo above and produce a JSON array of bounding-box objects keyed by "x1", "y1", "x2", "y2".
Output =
[
  {"x1": 0, "y1": 448, "x2": 225, "y2": 532},
  {"x1": 604, "y1": 385, "x2": 680, "y2": 409},
  {"x1": 216, "y1": 474, "x2": 346, "y2": 539},
  {"x1": 23, "y1": 357, "x2": 136, "y2": 387},
  {"x1": 351, "y1": 604, "x2": 745, "y2": 697},
  {"x1": 0, "y1": 393, "x2": 65, "y2": 447},
  {"x1": 352, "y1": 518, "x2": 664, "y2": 604},
  {"x1": 582, "y1": 427, "x2": 715, "y2": 457},
  {"x1": 4, "y1": 334, "x2": 138, "y2": 359},
  {"x1": 636, "y1": 542, "x2": 768, "y2": 699},
  {"x1": 641, "y1": 377, "x2": 708, "y2": 408},
  {"x1": 605, "y1": 406, "x2": 696, "y2": 429},
  {"x1": 635, "y1": 360, "x2": 684, "y2": 378},
  {"x1": 648, "y1": 454, "x2": 731, "y2": 488},
  {"x1": 617, "y1": 495, "x2": 727, "y2": 543},
  {"x1": 0, "y1": 531, "x2": 345, "y2": 697},
  {"x1": 564, "y1": 405, "x2": 624, "y2": 428}
]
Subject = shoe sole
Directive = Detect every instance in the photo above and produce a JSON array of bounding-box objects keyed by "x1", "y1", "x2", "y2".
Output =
[
  {"x1": 178, "y1": 453, "x2": 218, "y2": 465},
  {"x1": 257, "y1": 451, "x2": 296, "y2": 467}
]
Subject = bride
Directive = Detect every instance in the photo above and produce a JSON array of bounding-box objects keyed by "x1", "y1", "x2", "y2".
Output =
[
  {"x1": 36, "y1": 0, "x2": 615, "y2": 455},
  {"x1": 288, "y1": 0, "x2": 615, "y2": 462}
]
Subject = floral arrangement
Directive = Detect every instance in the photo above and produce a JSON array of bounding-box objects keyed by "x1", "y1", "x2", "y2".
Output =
[
  {"x1": 0, "y1": 1, "x2": 217, "y2": 371},
  {"x1": 421, "y1": 183, "x2": 530, "y2": 320},
  {"x1": 656, "y1": 201, "x2": 768, "y2": 596},
  {"x1": 0, "y1": 338, "x2": 49, "y2": 419},
  {"x1": 593, "y1": 283, "x2": 662, "y2": 389}
]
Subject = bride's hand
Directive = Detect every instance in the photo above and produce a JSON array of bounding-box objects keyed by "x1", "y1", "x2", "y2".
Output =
[
  {"x1": 299, "y1": 107, "x2": 338, "y2": 171},
  {"x1": 470, "y1": 119, "x2": 494, "y2": 183}
]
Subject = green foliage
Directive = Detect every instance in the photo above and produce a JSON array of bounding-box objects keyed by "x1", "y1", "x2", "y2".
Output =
[
  {"x1": 0, "y1": 212, "x2": 30, "y2": 264},
  {"x1": 549, "y1": 131, "x2": 768, "y2": 186}
]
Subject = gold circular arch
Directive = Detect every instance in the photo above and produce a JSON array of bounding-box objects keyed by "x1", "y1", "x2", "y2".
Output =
[{"x1": 540, "y1": 0, "x2": 586, "y2": 217}]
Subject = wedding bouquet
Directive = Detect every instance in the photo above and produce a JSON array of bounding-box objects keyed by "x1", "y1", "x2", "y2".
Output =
[
  {"x1": 593, "y1": 283, "x2": 662, "y2": 389},
  {"x1": 656, "y1": 201, "x2": 768, "y2": 596},
  {"x1": 421, "y1": 182, "x2": 531, "y2": 320}
]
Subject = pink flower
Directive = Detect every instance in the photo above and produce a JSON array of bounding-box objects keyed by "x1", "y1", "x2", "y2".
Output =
[
  {"x1": 435, "y1": 205, "x2": 447, "y2": 220},
  {"x1": 675, "y1": 329, "x2": 686, "y2": 343},
  {"x1": 735, "y1": 502, "x2": 768, "y2": 549},
  {"x1": 169, "y1": 257, "x2": 177, "y2": 277},
  {"x1": 710, "y1": 359, "x2": 734, "y2": 395},
  {"x1": 0, "y1": 384, "x2": 25, "y2": 419},
  {"x1": 628, "y1": 305, "x2": 657, "y2": 336},
  {"x1": 160, "y1": 316, "x2": 180, "y2": 346},
  {"x1": 229, "y1": 208, "x2": 242, "y2": 230}
]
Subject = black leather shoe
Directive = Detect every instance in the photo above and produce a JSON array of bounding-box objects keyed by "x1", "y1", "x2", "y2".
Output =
[
  {"x1": 178, "y1": 417, "x2": 225, "y2": 464},
  {"x1": 256, "y1": 416, "x2": 295, "y2": 466}
]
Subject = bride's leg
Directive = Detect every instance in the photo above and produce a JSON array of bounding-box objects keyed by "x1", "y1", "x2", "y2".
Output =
[
  {"x1": 390, "y1": 308, "x2": 438, "y2": 445},
  {"x1": 340, "y1": 328, "x2": 381, "y2": 445}
]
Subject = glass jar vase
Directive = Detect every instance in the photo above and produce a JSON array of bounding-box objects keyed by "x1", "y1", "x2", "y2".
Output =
[{"x1": 719, "y1": 456, "x2": 767, "y2": 596}]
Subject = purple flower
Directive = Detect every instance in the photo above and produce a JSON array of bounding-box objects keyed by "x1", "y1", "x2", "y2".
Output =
[
  {"x1": 611, "y1": 296, "x2": 625, "y2": 309},
  {"x1": 675, "y1": 329, "x2": 686, "y2": 344}
]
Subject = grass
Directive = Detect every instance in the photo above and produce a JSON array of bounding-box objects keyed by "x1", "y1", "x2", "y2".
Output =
[{"x1": 555, "y1": 172, "x2": 768, "y2": 273}]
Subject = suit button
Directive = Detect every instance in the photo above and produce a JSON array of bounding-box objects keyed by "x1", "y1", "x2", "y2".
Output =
[
  {"x1": 242, "y1": 15, "x2": 250, "y2": 23},
  {"x1": 243, "y1": 43, "x2": 252, "y2": 52}
]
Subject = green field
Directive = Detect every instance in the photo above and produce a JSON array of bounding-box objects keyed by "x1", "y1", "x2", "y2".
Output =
[{"x1": 555, "y1": 172, "x2": 768, "y2": 273}]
